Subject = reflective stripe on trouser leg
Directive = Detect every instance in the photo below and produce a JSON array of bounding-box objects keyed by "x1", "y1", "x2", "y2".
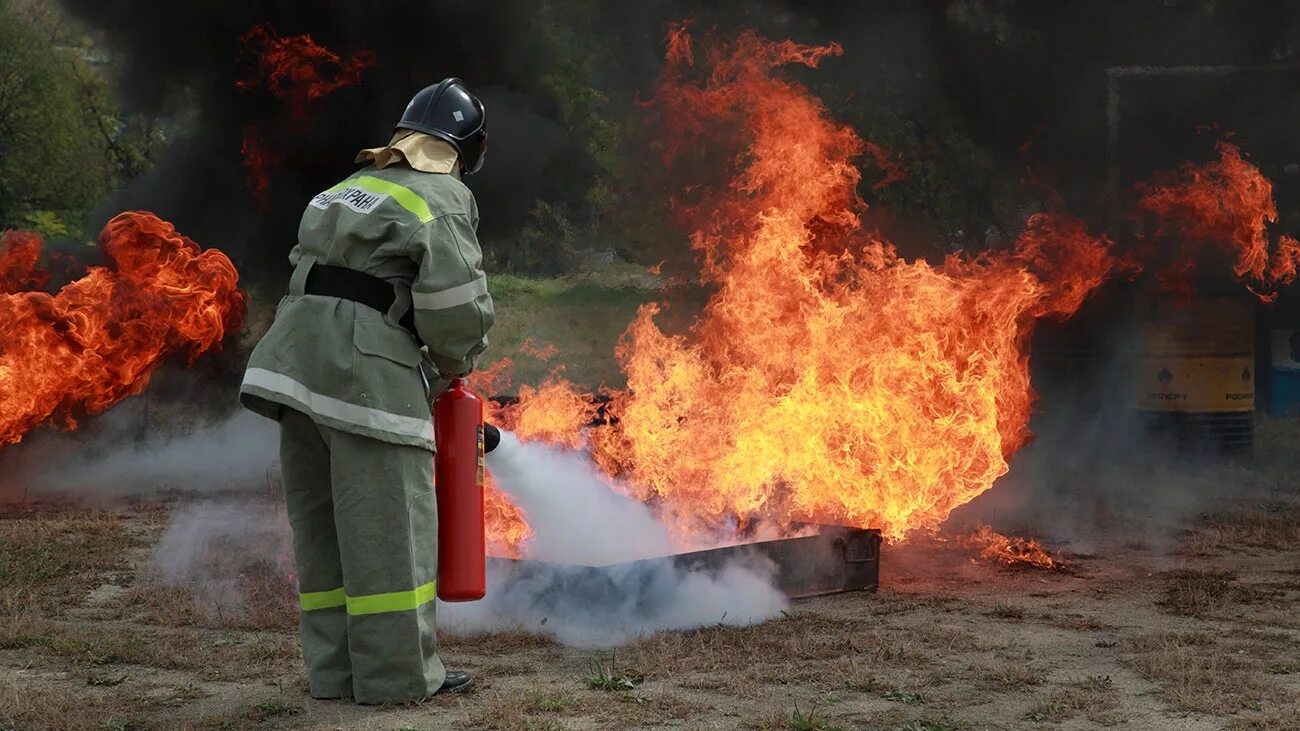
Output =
[
  {"x1": 322, "y1": 422, "x2": 444, "y2": 704},
  {"x1": 279, "y1": 408, "x2": 352, "y2": 698}
]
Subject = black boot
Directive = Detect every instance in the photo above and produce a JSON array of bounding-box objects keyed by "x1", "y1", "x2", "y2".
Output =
[{"x1": 437, "y1": 670, "x2": 473, "y2": 694}]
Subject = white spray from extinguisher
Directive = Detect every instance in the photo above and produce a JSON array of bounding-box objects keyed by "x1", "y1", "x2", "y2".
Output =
[
  {"x1": 484, "y1": 430, "x2": 675, "y2": 565},
  {"x1": 437, "y1": 430, "x2": 788, "y2": 647}
]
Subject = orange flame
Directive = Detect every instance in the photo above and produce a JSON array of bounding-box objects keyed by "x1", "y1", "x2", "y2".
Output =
[
  {"x1": 518, "y1": 338, "x2": 560, "y2": 361},
  {"x1": 484, "y1": 27, "x2": 1294, "y2": 553},
  {"x1": 239, "y1": 127, "x2": 277, "y2": 206},
  {"x1": 1, "y1": 231, "x2": 49, "y2": 293},
  {"x1": 956, "y1": 525, "x2": 1061, "y2": 570},
  {"x1": 236, "y1": 24, "x2": 376, "y2": 205},
  {"x1": 235, "y1": 24, "x2": 376, "y2": 119},
  {"x1": 0, "y1": 213, "x2": 246, "y2": 446},
  {"x1": 1135, "y1": 141, "x2": 1298, "y2": 302},
  {"x1": 566, "y1": 26, "x2": 1117, "y2": 542}
]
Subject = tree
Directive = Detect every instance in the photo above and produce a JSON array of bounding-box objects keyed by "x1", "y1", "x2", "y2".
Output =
[{"x1": 0, "y1": 0, "x2": 135, "y2": 238}]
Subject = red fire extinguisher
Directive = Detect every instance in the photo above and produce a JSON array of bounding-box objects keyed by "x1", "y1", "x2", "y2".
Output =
[{"x1": 433, "y1": 378, "x2": 486, "y2": 602}]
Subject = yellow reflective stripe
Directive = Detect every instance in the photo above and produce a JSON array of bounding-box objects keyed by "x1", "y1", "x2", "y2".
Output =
[
  {"x1": 344, "y1": 580, "x2": 438, "y2": 616},
  {"x1": 344, "y1": 175, "x2": 434, "y2": 224},
  {"x1": 299, "y1": 587, "x2": 346, "y2": 611}
]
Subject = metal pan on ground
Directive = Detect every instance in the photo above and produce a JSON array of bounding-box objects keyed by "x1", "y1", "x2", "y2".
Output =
[{"x1": 487, "y1": 525, "x2": 882, "y2": 612}]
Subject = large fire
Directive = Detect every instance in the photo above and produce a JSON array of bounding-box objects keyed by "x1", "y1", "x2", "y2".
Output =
[
  {"x1": 483, "y1": 26, "x2": 1122, "y2": 548},
  {"x1": 0, "y1": 213, "x2": 246, "y2": 447},
  {"x1": 484, "y1": 26, "x2": 1297, "y2": 557}
]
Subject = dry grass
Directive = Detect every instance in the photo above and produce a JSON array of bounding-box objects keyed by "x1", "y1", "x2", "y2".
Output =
[
  {"x1": 1183, "y1": 503, "x2": 1300, "y2": 555},
  {"x1": 1039, "y1": 612, "x2": 1117, "y2": 632},
  {"x1": 969, "y1": 659, "x2": 1042, "y2": 693},
  {"x1": 1159, "y1": 568, "x2": 1244, "y2": 616},
  {"x1": 0, "y1": 671, "x2": 152, "y2": 731},
  {"x1": 1024, "y1": 675, "x2": 1118, "y2": 723},
  {"x1": 461, "y1": 683, "x2": 704, "y2": 730},
  {"x1": 1159, "y1": 568, "x2": 1294, "y2": 619},
  {"x1": 442, "y1": 629, "x2": 559, "y2": 655},
  {"x1": 623, "y1": 614, "x2": 946, "y2": 683},
  {"x1": 983, "y1": 602, "x2": 1026, "y2": 620},
  {"x1": 1129, "y1": 631, "x2": 1284, "y2": 714},
  {"x1": 1228, "y1": 701, "x2": 1300, "y2": 730},
  {"x1": 0, "y1": 506, "x2": 138, "y2": 616},
  {"x1": 115, "y1": 570, "x2": 297, "y2": 633},
  {"x1": 0, "y1": 609, "x2": 297, "y2": 682}
]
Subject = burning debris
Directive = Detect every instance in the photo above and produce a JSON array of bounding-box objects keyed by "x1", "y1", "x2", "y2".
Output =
[
  {"x1": 0, "y1": 213, "x2": 245, "y2": 448},
  {"x1": 956, "y1": 525, "x2": 1064, "y2": 570}
]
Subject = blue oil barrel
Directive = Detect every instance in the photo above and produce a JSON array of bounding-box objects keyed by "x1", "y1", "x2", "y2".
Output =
[{"x1": 1269, "y1": 329, "x2": 1300, "y2": 417}]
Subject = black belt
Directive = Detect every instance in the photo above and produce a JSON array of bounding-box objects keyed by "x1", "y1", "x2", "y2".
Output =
[{"x1": 303, "y1": 264, "x2": 417, "y2": 337}]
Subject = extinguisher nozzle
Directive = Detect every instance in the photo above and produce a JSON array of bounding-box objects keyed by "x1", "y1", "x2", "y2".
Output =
[{"x1": 484, "y1": 423, "x2": 501, "y2": 454}]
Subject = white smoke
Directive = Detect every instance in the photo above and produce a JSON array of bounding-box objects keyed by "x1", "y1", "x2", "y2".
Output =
[
  {"x1": 152, "y1": 496, "x2": 294, "y2": 614},
  {"x1": 438, "y1": 431, "x2": 788, "y2": 647},
  {"x1": 18, "y1": 410, "x2": 279, "y2": 498},
  {"x1": 9, "y1": 408, "x2": 788, "y2": 646},
  {"x1": 480, "y1": 431, "x2": 674, "y2": 564}
]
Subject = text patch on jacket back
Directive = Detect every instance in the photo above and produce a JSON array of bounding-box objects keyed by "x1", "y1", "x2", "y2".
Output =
[{"x1": 310, "y1": 186, "x2": 387, "y2": 215}]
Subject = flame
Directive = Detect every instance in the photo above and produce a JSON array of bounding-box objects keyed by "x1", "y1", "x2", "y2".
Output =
[
  {"x1": 1, "y1": 231, "x2": 49, "y2": 293},
  {"x1": 1135, "y1": 141, "x2": 1298, "y2": 302},
  {"x1": 862, "y1": 141, "x2": 908, "y2": 190},
  {"x1": 470, "y1": 360, "x2": 594, "y2": 556},
  {"x1": 0, "y1": 213, "x2": 246, "y2": 446},
  {"x1": 235, "y1": 24, "x2": 376, "y2": 119},
  {"x1": 567, "y1": 26, "x2": 1116, "y2": 542},
  {"x1": 240, "y1": 127, "x2": 277, "y2": 207},
  {"x1": 484, "y1": 486, "x2": 531, "y2": 558},
  {"x1": 482, "y1": 26, "x2": 1296, "y2": 553},
  {"x1": 956, "y1": 525, "x2": 1061, "y2": 570},
  {"x1": 236, "y1": 24, "x2": 376, "y2": 204},
  {"x1": 518, "y1": 338, "x2": 560, "y2": 361}
]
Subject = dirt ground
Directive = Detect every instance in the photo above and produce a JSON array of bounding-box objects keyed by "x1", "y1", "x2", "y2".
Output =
[{"x1": 2, "y1": 469, "x2": 1299, "y2": 730}]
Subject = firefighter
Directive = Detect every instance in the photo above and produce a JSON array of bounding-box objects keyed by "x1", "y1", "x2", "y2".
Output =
[{"x1": 238, "y1": 78, "x2": 493, "y2": 704}]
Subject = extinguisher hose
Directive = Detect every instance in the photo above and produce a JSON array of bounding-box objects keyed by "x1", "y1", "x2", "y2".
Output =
[{"x1": 484, "y1": 423, "x2": 501, "y2": 454}]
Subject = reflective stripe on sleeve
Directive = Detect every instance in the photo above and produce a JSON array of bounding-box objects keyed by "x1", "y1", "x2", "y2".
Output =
[
  {"x1": 412, "y1": 276, "x2": 488, "y2": 311},
  {"x1": 345, "y1": 581, "x2": 438, "y2": 616},
  {"x1": 300, "y1": 587, "x2": 346, "y2": 611},
  {"x1": 242, "y1": 368, "x2": 434, "y2": 442}
]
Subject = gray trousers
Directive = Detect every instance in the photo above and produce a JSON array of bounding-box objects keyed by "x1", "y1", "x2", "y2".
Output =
[{"x1": 278, "y1": 407, "x2": 445, "y2": 703}]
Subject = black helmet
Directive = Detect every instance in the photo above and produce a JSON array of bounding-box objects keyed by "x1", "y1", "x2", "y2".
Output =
[{"x1": 395, "y1": 78, "x2": 487, "y2": 175}]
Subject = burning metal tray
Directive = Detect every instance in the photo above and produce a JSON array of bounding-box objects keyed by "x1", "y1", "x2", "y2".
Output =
[{"x1": 488, "y1": 525, "x2": 881, "y2": 603}]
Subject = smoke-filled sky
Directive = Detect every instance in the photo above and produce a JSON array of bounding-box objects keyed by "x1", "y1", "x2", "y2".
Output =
[{"x1": 56, "y1": 0, "x2": 1298, "y2": 284}]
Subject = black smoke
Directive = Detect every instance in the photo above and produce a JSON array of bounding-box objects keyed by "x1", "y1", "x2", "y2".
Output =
[
  {"x1": 58, "y1": 1, "x2": 1299, "y2": 283},
  {"x1": 58, "y1": 0, "x2": 567, "y2": 286}
]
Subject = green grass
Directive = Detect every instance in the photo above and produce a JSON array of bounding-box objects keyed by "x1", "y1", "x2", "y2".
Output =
[
  {"x1": 484, "y1": 269, "x2": 707, "y2": 389},
  {"x1": 782, "y1": 704, "x2": 844, "y2": 731},
  {"x1": 584, "y1": 653, "x2": 642, "y2": 691},
  {"x1": 524, "y1": 690, "x2": 578, "y2": 712},
  {"x1": 485, "y1": 272, "x2": 657, "y2": 388},
  {"x1": 882, "y1": 689, "x2": 925, "y2": 705}
]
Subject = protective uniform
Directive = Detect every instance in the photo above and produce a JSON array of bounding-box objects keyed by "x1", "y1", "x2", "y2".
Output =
[{"x1": 239, "y1": 121, "x2": 493, "y2": 703}]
